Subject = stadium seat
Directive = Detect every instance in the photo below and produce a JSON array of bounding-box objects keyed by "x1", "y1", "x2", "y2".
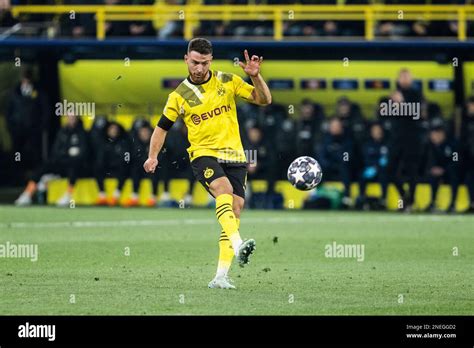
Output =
[{"x1": 46, "y1": 179, "x2": 470, "y2": 212}]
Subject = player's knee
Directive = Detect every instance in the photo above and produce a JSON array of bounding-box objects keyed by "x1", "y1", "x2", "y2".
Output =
[{"x1": 210, "y1": 177, "x2": 233, "y2": 197}]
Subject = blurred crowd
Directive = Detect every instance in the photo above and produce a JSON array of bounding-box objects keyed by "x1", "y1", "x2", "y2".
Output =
[
  {"x1": 13, "y1": 115, "x2": 197, "y2": 207},
  {"x1": 8, "y1": 67, "x2": 474, "y2": 213},
  {"x1": 0, "y1": 0, "x2": 472, "y2": 39},
  {"x1": 237, "y1": 68, "x2": 474, "y2": 213}
]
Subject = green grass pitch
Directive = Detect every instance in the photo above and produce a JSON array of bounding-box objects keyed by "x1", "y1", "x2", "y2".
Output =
[{"x1": 0, "y1": 205, "x2": 472, "y2": 315}]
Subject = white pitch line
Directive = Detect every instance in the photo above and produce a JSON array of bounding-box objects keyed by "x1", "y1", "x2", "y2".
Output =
[{"x1": 0, "y1": 215, "x2": 471, "y2": 229}]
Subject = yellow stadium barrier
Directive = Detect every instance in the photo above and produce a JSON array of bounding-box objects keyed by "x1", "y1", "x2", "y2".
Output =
[
  {"x1": 10, "y1": 4, "x2": 474, "y2": 41},
  {"x1": 46, "y1": 178, "x2": 470, "y2": 212},
  {"x1": 47, "y1": 178, "x2": 210, "y2": 207},
  {"x1": 58, "y1": 59, "x2": 455, "y2": 124}
]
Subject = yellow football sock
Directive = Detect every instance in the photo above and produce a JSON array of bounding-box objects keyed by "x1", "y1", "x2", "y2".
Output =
[
  {"x1": 217, "y1": 232, "x2": 234, "y2": 274},
  {"x1": 215, "y1": 194, "x2": 242, "y2": 256},
  {"x1": 216, "y1": 218, "x2": 240, "y2": 277}
]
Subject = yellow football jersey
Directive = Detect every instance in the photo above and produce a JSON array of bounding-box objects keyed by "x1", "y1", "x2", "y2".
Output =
[{"x1": 161, "y1": 70, "x2": 255, "y2": 163}]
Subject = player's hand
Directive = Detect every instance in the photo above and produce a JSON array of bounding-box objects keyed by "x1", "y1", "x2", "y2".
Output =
[
  {"x1": 239, "y1": 49, "x2": 263, "y2": 77},
  {"x1": 143, "y1": 158, "x2": 158, "y2": 173}
]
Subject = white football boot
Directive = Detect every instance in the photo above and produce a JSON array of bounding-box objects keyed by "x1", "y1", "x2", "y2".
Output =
[
  {"x1": 14, "y1": 192, "x2": 32, "y2": 206},
  {"x1": 237, "y1": 239, "x2": 256, "y2": 267},
  {"x1": 208, "y1": 276, "x2": 236, "y2": 289}
]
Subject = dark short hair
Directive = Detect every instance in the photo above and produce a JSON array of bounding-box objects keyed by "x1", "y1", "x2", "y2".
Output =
[
  {"x1": 187, "y1": 38, "x2": 212, "y2": 55},
  {"x1": 430, "y1": 125, "x2": 445, "y2": 133},
  {"x1": 430, "y1": 118, "x2": 445, "y2": 131},
  {"x1": 370, "y1": 121, "x2": 382, "y2": 129},
  {"x1": 337, "y1": 96, "x2": 351, "y2": 105}
]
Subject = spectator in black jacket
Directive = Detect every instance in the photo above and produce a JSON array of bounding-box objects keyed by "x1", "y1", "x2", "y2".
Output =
[
  {"x1": 7, "y1": 67, "x2": 49, "y2": 180},
  {"x1": 88, "y1": 116, "x2": 108, "y2": 154},
  {"x1": 333, "y1": 96, "x2": 365, "y2": 144},
  {"x1": 376, "y1": 96, "x2": 394, "y2": 143},
  {"x1": 358, "y1": 122, "x2": 389, "y2": 209},
  {"x1": 95, "y1": 122, "x2": 131, "y2": 206},
  {"x1": 387, "y1": 78, "x2": 425, "y2": 211},
  {"x1": 333, "y1": 96, "x2": 366, "y2": 185},
  {"x1": 295, "y1": 98, "x2": 324, "y2": 157},
  {"x1": 245, "y1": 126, "x2": 273, "y2": 181},
  {"x1": 261, "y1": 102, "x2": 287, "y2": 141},
  {"x1": 423, "y1": 126, "x2": 459, "y2": 213},
  {"x1": 88, "y1": 116, "x2": 108, "y2": 196},
  {"x1": 275, "y1": 112, "x2": 296, "y2": 180},
  {"x1": 318, "y1": 117, "x2": 354, "y2": 206},
  {"x1": 157, "y1": 119, "x2": 195, "y2": 207},
  {"x1": 14, "y1": 116, "x2": 88, "y2": 206},
  {"x1": 245, "y1": 125, "x2": 278, "y2": 208},
  {"x1": 126, "y1": 120, "x2": 159, "y2": 207}
]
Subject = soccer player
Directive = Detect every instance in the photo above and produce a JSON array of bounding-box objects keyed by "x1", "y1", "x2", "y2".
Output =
[{"x1": 143, "y1": 38, "x2": 272, "y2": 289}]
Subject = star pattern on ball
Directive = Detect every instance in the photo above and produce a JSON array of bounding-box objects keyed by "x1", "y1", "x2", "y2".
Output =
[
  {"x1": 287, "y1": 156, "x2": 323, "y2": 191},
  {"x1": 292, "y1": 168, "x2": 306, "y2": 184},
  {"x1": 308, "y1": 162, "x2": 320, "y2": 178}
]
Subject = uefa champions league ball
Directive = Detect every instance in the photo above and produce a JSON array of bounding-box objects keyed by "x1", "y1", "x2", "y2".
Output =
[{"x1": 287, "y1": 156, "x2": 323, "y2": 191}]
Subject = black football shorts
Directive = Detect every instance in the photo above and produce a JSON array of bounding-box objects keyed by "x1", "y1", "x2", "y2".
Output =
[{"x1": 191, "y1": 156, "x2": 247, "y2": 199}]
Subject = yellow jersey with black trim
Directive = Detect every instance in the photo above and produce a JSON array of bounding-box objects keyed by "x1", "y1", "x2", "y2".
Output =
[{"x1": 161, "y1": 70, "x2": 254, "y2": 163}]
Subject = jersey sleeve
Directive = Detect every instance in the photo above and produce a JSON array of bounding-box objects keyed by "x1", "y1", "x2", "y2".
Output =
[
  {"x1": 233, "y1": 74, "x2": 255, "y2": 100},
  {"x1": 162, "y1": 92, "x2": 181, "y2": 122}
]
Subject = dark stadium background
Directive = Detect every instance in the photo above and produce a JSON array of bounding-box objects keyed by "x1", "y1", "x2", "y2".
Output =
[{"x1": 2, "y1": 1, "x2": 474, "y2": 214}]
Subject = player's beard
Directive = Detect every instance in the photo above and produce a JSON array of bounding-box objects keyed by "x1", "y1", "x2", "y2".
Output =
[{"x1": 190, "y1": 70, "x2": 209, "y2": 84}]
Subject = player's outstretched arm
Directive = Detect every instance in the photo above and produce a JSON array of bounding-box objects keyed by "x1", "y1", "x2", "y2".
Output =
[
  {"x1": 239, "y1": 49, "x2": 272, "y2": 106},
  {"x1": 143, "y1": 126, "x2": 168, "y2": 173}
]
